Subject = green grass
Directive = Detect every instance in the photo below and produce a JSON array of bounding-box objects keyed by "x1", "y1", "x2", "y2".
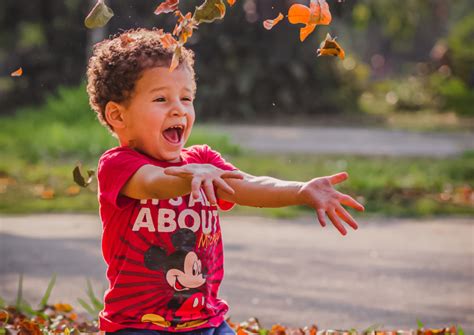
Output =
[
  {"x1": 1, "y1": 150, "x2": 473, "y2": 217},
  {"x1": 228, "y1": 151, "x2": 474, "y2": 217}
]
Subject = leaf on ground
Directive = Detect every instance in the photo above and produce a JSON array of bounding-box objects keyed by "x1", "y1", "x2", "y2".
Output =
[
  {"x1": 84, "y1": 0, "x2": 114, "y2": 29},
  {"x1": 53, "y1": 303, "x2": 73, "y2": 313},
  {"x1": 263, "y1": 13, "x2": 284, "y2": 30},
  {"x1": 40, "y1": 187, "x2": 55, "y2": 200},
  {"x1": 288, "y1": 0, "x2": 331, "y2": 41},
  {"x1": 65, "y1": 185, "x2": 81, "y2": 196},
  {"x1": 10, "y1": 67, "x2": 23, "y2": 77},
  {"x1": 73, "y1": 165, "x2": 95, "y2": 188},
  {"x1": 316, "y1": 33, "x2": 345, "y2": 60},
  {"x1": 193, "y1": 0, "x2": 226, "y2": 24},
  {"x1": 19, "y1": 319, "x2": 41, "y2": 335},
  {"x1": 154, "y1": 0, "x2": 179, "y2": 15}
]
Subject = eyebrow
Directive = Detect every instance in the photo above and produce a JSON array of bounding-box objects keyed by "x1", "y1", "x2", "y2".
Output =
[{"x1": 149, "y1": 87, "x2": 194, "y2": 94}]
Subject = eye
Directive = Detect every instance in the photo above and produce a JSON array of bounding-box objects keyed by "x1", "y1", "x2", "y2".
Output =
[
  {"x1": 192, "y1": 262, "x2": 198, "y2": 276},
  {"x1": 154, "y1": 97, "x2": 166, "y2": 102},
  {"x1": 181, "y1": 97, "x2": 193, "y2": 102}
]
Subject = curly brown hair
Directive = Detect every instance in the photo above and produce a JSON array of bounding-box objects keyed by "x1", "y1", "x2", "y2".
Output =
[{"x1": 86, "y1": 28, "x2": 196, "y2": 132}]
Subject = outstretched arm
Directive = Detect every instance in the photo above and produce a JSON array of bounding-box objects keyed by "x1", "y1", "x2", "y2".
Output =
[
  {"x1": 121, "y1": 163, "x2": 243, "y2": 204},
  {"x1": 217, "y1": 171, "x2": 365, "y2": 236}
]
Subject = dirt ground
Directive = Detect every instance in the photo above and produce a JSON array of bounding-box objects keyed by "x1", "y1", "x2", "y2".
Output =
[{"x1": 1, "y1": 213, "x2": 473, "y2": 332}]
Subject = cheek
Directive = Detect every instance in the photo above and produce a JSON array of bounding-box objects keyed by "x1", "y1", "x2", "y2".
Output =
[{"x1": 186, "y1": 112, "x2": 195, "y2": 134}]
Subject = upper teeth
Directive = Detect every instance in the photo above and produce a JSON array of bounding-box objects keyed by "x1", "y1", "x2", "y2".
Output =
[{"x1": 171, "y1": 125, "x2": 183, "y2": 130}]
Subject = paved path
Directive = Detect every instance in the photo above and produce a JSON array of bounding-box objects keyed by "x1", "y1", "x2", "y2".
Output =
[
  {"x1": 216, "y1": 125, "x2": 474, "y2": 157},
  {"x1": 1, "y1": 214, "x2": 473, "y2": 332}
]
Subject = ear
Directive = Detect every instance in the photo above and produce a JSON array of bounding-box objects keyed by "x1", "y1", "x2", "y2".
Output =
[{"x1": 104, "y1": 101, "x2": 126, "y2": 129}]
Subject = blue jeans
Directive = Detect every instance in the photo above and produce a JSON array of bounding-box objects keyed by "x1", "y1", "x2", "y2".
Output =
[{"x1": 105, "y1": 321, "x2": 236, "y2": 335}]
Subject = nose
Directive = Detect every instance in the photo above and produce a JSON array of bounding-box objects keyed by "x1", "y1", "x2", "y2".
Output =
[{"x1": 170, "y1": 103, "x2": 186, "y2": 117}]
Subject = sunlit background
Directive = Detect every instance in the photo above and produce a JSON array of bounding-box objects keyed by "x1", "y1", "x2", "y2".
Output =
[{"x1": 0, "y1": 0, "x2": 473, "y2": 333}]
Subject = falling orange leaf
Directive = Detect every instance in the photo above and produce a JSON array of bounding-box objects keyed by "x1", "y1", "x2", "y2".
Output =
[
  {"x1": 170, "y1": 46, "x2": 182, "y2": 72},
  {"x1": 263, "y1": 12, "x2": 284, "y2": 30},
  {"x1": 227, "y1": 0, "x2": 236, "y2": 6},
  {"x1": 11, "y1": 67, "x2": 23, "y2": 77},
  {"x1": 288, "y1": 0, "x2": 332, "y2": 42},
  {"x1": 154, "y1": 0, "x2": 179, "y2": 15},
  {"x1": 193, "y1": 0, "x2": 226, "y2": 24},
  {"x1": 84, "y1": 0, "x2": 114, "y2": 29},
  {"x1": 316, "y1": 33, "x2": 345, "y2": 60},
  {"x1": 173, "y1": 11, "x2": 197, "y2": 44},
  {"x1": 215, "y1": 2, "x2": 226, "y2": 17},
  {"x1": 159, "y1": 33, "x2": 178, "y2": 49}
]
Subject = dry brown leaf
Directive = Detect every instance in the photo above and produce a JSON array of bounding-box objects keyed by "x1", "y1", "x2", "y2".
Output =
[
  {"x1": 11, "y1": 67, "x2": 23, "y2": 77},
  {"x1": 154, "y1": 0, "x2": 179, "y2": 15}
]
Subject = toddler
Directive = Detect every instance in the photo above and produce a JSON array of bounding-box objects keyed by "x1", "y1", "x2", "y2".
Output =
[{"x1": 86, "y1": 28, "x2": 364, "y2": 335}]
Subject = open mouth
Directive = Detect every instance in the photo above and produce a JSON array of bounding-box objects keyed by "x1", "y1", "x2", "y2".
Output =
[
  {"x1": 174, "y1": 276, "x2": 185, "y2": 290},
  {"x1": 162, "y1": 125, "x2": 184, "y2": 145}
]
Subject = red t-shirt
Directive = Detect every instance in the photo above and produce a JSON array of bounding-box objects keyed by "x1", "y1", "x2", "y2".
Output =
[{"x1": 97, "y1": 145, "x2": 237, "y2": 333}]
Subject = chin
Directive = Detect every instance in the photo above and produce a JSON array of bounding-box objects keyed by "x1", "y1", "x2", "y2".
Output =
[{"x1": 160, "y1": 151, "x2": 182, "y2": 162}]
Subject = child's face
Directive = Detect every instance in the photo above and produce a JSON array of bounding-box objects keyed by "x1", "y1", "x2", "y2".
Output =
[{"x1": 121, "y1": 66, "x2": 196, "y2": 162}]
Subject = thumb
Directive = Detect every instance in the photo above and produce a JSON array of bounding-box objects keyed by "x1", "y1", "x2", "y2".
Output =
[
  {"x1": 329, "y1": 172, "x2": 348, "y2": 185},
  {"x1": 163, "y1": 166, "x2": 190, "y2": 177}
]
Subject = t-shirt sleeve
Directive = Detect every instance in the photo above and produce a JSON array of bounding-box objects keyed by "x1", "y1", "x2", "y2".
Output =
[
  {"x1": 200, "y1": 145, "x2": 238, "y2": 211},
  {"x1": 97, "y1": 147, "x2": 150, "y2": 209}
]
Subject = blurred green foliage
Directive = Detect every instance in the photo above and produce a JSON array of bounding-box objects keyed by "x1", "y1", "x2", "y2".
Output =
[
  {"x1": 0, "y1": 84, "x2": 241, "y2": 163},
  {"x1": 2, "y1": 0, "x2": 472, "y2": 121},
  {"x1": 430, "y1": 74, "x2": 474, "y2": 116},
  {"x1": 448, "y1": 13, "x2": 474, "y2": 85},
  {"x1": 0, "y1": 82, "x2": 472, "y2": 217}
]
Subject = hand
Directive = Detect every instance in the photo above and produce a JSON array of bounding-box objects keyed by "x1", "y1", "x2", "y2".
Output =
[
  {"x1": 297, "y1": 172, "x2": 365, "y2": 236},
  {"x1": 163, "y1": 164, "x2": 243, "y2": 205}
]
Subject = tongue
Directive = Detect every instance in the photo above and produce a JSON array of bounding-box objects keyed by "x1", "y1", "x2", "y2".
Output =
[{"x1": 163, "y1": 128, "x2": 180, "y2": 143}]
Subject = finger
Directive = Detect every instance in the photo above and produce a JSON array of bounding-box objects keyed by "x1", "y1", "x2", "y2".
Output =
[
  {"x1": 213, "y1": 177, "x2": 235, "y2": 195},
  {"x1": 221, "y1": 170, "x2": 244, "y2": 180},
  {"x1": 327, "y1": 209, "x2": 347, "y2": 236},
  {"x1": 164, "y1": 166, "x2": 191, "y2": 177},
  {"x1": 316, "y1": 208, "x2": 326, "y2": 227},
  {"x1": 203, "y1": 180, "x2": 217, "y2": 205},
  {"x1": 335, "y1": 204, "x2": 358, "y2": 230},
  {"x1": 328, "y1": 172, "x2": 348, "y2": 185},
  {"x1": 191, "y1": 177, "x2": 203, "y2": 199},
  {"x1": 338, "y1": 192, "x2": 365, "y2": 211}
]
